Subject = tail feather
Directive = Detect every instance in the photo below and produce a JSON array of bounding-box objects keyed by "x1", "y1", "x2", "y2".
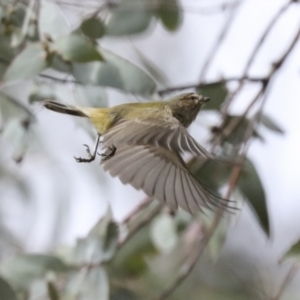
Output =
[{"x1": 44, "y1": 101, "x2": 87, "y2": 117}]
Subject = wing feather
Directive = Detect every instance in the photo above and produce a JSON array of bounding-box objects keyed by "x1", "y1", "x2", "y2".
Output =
[
  {"x1": 102, "y1": 116, "x2": 211, "y2": 158},
  {"x1": 101, "y1": 145, "x2": 230, "y2": 213}
]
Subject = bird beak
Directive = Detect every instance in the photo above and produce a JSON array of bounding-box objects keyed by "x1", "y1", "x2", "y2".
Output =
[{"x1": 202, "y1": 97, "x2": 210, "y2": 103}]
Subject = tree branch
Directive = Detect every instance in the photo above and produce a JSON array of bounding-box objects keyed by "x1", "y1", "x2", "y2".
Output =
[
  {"x1": 158, "y1": 76, "x2": 266, "y2": 96},
  {"x1": 272, "y1": 264, "x2": 298, "y2": 300}
]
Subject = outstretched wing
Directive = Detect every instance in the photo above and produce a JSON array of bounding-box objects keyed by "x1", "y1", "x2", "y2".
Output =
[
  {"x1": 102, "y1": 115, "x2": 211, "y2": 158},
  {"x1": 101, "y1": 144, "x2": 230, "y2": 213}
]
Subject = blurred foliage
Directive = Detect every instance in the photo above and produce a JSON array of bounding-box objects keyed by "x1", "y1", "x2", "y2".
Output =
[{"x1": 0, "y1": 0, "x2": 291, "y2": 299}]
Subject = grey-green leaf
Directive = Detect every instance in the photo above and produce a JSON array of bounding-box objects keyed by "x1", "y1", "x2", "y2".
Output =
[
  {"x1": 238, "y1": 159, "x2": 270, "y2": 236},
  {"x1": 198, "y1": 81, "x2": 228, "y2": 110},
  {"x1": 0, "y1": 254, "x2": 74, "y2": 290},
  {"x1": 52, "y1": 34, "x2": 104, "y2": 63},
  {"x1": 39, "y1": 1, "x2": 69, "y2": 40},
  {"x1": 3, "y1": 43, "x2": 50, "y2": 82},
  {"x1": 157, "y1": 0, "x2": 182, "y2": 31},
  {"x1": 281, "y1": 239, "x2": 300, "y2": 262},
  {"x1": 73, "y1": 49, "x2": 156, "y2": 95},
  {"x1": 81, "y1": 17, "x2": 106, "y2": 39},
  {"x1": 47, "y1": 281, "x2": 60, "y2": 300},
  {"x1": 259, "y1": 113, "x2": 284, "y2": 134},
  {"x1": 106, "y1": 0, "x2": 152, "y2": 36},
  {"x1": 0, "y1": 276, "x2": 18, "y2": 300},
  {"x1": 75, "y1": 208, "x2": 118, "y2": 264}
]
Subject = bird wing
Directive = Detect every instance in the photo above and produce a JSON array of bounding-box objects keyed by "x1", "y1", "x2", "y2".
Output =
[
  {"x1": 102, "y1": 115, "x2": 211, "y2": 158},
  {"x1": 101, "y1": 144, "x2": 230, "y2": 213}
]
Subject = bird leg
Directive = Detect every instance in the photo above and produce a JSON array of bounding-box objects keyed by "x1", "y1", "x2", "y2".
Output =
[
  {"x1": 74, "y1": 134, "x2": 101, "y2": 163},
  {"x1": 100, "y1": 145, "x2": 116, "y2": 161}
]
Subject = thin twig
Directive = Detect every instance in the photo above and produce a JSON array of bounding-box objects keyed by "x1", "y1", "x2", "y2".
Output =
[
  {"x1": 39, "y1": 74, "x2": 78, "y2": 84},
  {"x1": 158, "y1": 76, "x2": 266, "y2": 96},
  {"x1": 221, "y1": 0, "x2": 295, "y2": 113},
  {"x1": 199, "y1": 0, "x2": 243, "y2": 81},
  {"x1": 272, "y1": 264, "x2": 298, "y2": 300},
  {"x1": 153, "y1": 16, "x2": 300, "y2": 299}
]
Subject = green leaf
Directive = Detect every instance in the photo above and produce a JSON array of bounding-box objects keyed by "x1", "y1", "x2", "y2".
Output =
[
  {"x1": 80, "y1": 17, "x2": 106, "y2": 39},
  {"x1": 133, "y1": 47, "x2": 169, "y2": 86},
  {"x1": 81, "y1": 267, "x2": 109, "y2": 300},
  {"x1": 156, "y1": 0, "x2": 182, "y2": 31},
  {"x1": 52, "y1": 34, "x2": 104, "y2": 63},
  {"x1": 3, "y1": 43, "x2": 51, "y2": 82},
  {"x1": 39, "y1": 1, "x2": 69, "y2": 39},
  {"x1": 29, "y1": 83, "x2": 56, "y2": 103},
  {"x1": 50, "y1": 54, "x2": 72, "y2": 73},
  {"x1": 206, "y1": 216, "x2": 229, "y2": 262},
  {"x1": 150, "y1": 214, "x2": 178, "y2": 253},
  {"x1": 102, "y1": 49, "x2": 156, "y2": 95},
  {"x1": 238, "y1": 159, "x2": 270, "y2": 236},
  {"x1": 74, "y1": 85, "x2": 107, "y2": 108},
  {"x1": 198, "y1": 81, "x2": 228, "y2": 110},
  {"x1": 75, "y1": 208, "x2": 118, "y2": 264},
  {"x1": 2, "y1": 119, "x2": 30, "y2": 163},
  {"x1": 0, "y1": 276, "x2": 18, "y2": 300},
  {"x1": 0, "y1": 34, "x2": 15, "y2": 63},
  {"x1": 66, "y1": 267, "x2": 109, "y2": 300},
  {"x1": 106, "y1": 0, "x2": 152, "y2": 36},
  {"x1": 189, "y1": 157, "x2": 232, "y2": 192},
  {"x1": 281, "y1": 239, "x2": 300, "y2": 262},
  {"x1": 210, "y1": 115, "x2": 262, "y2": 148},
  {"x1": 0, "y1": 254, "x2": 74, "y2": 290},
  {"x1": 259, "y1": 113, "x2": 284, "y2": 134},
  {"x1": 110, "y1": 287, "x2": 137, "y2": 300},
  {"x1": 73, "y1": 49, "x2": 156, "y2": 95},
  {"x1": 108, "y1": 226, "x2": 155, "y2": 278},
  {"x1": 0, "y1": 92, "x2": 32, "y2": 127},
  {"x1": 47, "y1": 281, "x2": 60, "y2": 300}
]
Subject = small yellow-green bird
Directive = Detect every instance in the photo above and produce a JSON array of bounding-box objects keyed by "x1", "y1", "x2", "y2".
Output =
[{"x1": 44, "y1": 93, "x2": 229, "y2": 213}]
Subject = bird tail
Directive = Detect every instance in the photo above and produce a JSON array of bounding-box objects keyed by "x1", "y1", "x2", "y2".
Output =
[{"x1": 44, "y1": 101, "x2": 88, "y2": 117}]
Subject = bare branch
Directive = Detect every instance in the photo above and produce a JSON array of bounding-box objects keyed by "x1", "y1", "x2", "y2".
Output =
[
  {"x1": 199, "y1": 0, "x2": 243, "y2": 81},
  {"x1": 272, "y1": 265, "x2": 298, "y2": 300},
  {"x1": 158, "y1": 76, "x2": 266, "y2": 96}
]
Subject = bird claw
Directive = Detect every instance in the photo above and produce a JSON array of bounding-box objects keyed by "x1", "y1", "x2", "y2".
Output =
[
  {"x1": 100, "y1": 146, "x2": 116, "y2": 161},
  {"x1": 83, "y1": 144, "x2": 92, "y2": 157},
  {"x1": 74, "y1": 143, "x2": 95, "y2": 163}
]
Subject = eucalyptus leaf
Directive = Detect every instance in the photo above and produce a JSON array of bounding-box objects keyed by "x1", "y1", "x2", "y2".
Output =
[
  {"x1": 108, "y1": 225, "x2": 156, "y2": 278},
  {"x1": 3, "y1": 43, "x2": 51, "y2": 82},
  {"x1": 189, "y1": 157, "x2": 232, "y2": 192},
  {"x1": 29, "y1": 83, "x2": 57, "y2": 103},
  {"x1": 150, "y1": 214, "x2": 178, "y2": 253},
  {"x1": 0, "y1": 276, "x2": 18, "y2": 300},
  {"x1": 198, "y1": 81, "x2": 228, "y2": 110},
  {"x1": 2, "y1": 119, "x2": 29, "y2": 163},
  {"x1": 110, "y1": 287, "x2": 137, "y2": 300},
  {"x1": 47, "y1": 281, "x2": 60, "y2": 300},
  {"x1": 75, "y1": 208, "x2": 118, "y2": 264},
  {"x1": 156, "y1": 0, "x2": 182, "y2": 31},
  {"x1": 80, "y1": 17, "x2": 106, "y2": 39},
  {"x1": 0, "y1": 92, "x2": 32, "y2": 127},
  {"x1": 281, "y1": 239, "x2": 300, "y2": 262},
  {"x1": 74, "y1": 85, "x2": 107, "y2": 108},
  {"x1": 210, "y1": 115, "x2": 262, "y2": 149},
  {"x1": 66, "y1": 267, "x2": 109, "y2": 300},
  {"x1": 51, "y1": 54, "x2": 72, "y2": 73},
  {"x1": 39, "y1": 1, "x2": 69, "y2": 40},
  {"x1": 259, "y1": 113, "x2": 284, "y2": 134},
  {"x1": 106, "y1": 0, "x2": 152, "y2": 36},
  {"x1": 238, "y1": 159, "x2": 270, "y2": 236},
  {"x1": 0, "y1": 34, "x2": 15, "y2": 63},
  {"x1": 0, "y1": 254, "x2": 74, "y2": 290},
  {"x1": 52, "y1": 34, "x2": 104, "y2": 63},
  {"x1": 73, "y1": 49, "x2": 156, "y2": 95}
]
